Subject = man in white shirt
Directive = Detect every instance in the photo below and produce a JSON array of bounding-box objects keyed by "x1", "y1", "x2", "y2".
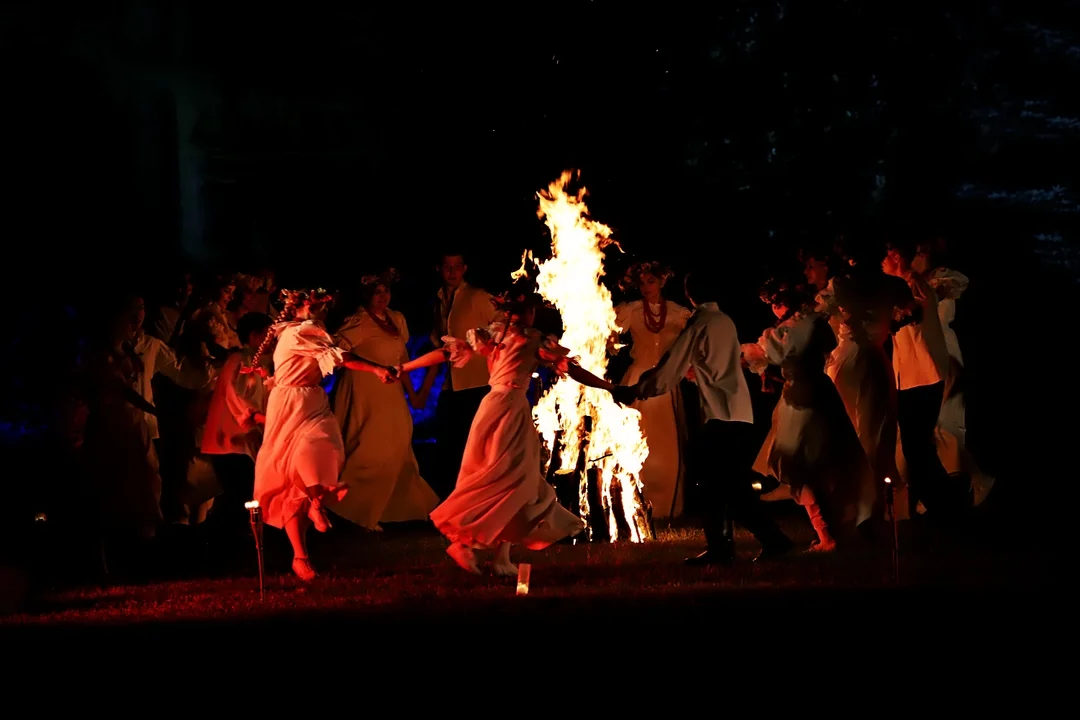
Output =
[
  {"x1": 146, "y1": 271, "x2": 194, "y2": 348},
  {"x1": 618, "y1": 270, "x2": 793, "y2": 565},
  {"x1": 418, "y1": 251, "x2": 499, "y2": 497},
  {"x1": 884, "y1": 241, "x2": 962, "y2": 518}
]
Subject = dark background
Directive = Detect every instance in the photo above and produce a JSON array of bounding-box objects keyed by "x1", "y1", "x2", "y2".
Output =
[{"x1": 2, "y1": 1, "x2": 1078, "y2": 518}]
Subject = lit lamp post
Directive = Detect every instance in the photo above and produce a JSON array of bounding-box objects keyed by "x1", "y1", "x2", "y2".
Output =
[
  {"x1": 245, "y1": 500, "x2": 265, "y2": 601},
  {"x1": 883, "y1": 478, "x2": 899, "y2": 585}
]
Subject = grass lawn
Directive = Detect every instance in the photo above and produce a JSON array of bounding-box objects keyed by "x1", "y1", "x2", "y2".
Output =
[{"x1": 0, "y1": 504, "x2": 1061, "y2": 641}]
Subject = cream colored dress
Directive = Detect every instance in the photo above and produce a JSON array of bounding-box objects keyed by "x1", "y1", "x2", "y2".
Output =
[
  {"x1": 614, "y1": 300, "x2": 692, "y2": 518},
  {"x1": 329, "y1": 309, "x2": 439, "y2": 529},
  {"x1": 816, "y1": 275, "x2": 900, "y2": 510},
  {"x1": 253, "y1": 321, "x2": 349, "y2": 529},
  {"x1": 430, "y1": 323, "x2": 585, "y2": 550}
]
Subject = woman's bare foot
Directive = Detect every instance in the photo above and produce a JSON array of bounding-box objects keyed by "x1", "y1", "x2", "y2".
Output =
[
  {"x1": 292, "y1": 557, "x2": 317, "y2": 581},
  {"x1": 491, "y1": 560, "x2": 518, "y2": 576},
  {"x1": 446, "y1": 543, "x2": 481, "y2": 574},
  {"x1": 308, "y1": 499, "x2": 332, "y2": 533}
]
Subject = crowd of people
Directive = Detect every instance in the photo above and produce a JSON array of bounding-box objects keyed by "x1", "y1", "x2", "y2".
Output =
[{"x1": 58, "y1": 233, "x2": 989, "y2": 582}]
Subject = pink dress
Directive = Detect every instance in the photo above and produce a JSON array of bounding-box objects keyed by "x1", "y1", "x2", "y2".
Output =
[
  {"x1": 430, "y1": 322, "x2": 586, "y2": 550},
  {"x1": 253, "y1": 321, "x2": 348, "y2": 529}
]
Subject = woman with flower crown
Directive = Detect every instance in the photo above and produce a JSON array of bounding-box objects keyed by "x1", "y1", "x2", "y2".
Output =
[
  {"x1": 900, "y1": 239, "x2": 994, "y2": 507},
  {"x1": 395, "y1": 281, "x2": 618, "y2": 575},
  {"x1": 328, "y1": 269, "x2": 440, "y2": 530},
  {"x1": 246, "y1": 288, "x2": 398, "y2": 581},
  {"x1": 742, "y1": 277, "x2": 875, "y2": 550},
  {"x1": 613, "y1": 261, "x2": 693, "y2": 520}
]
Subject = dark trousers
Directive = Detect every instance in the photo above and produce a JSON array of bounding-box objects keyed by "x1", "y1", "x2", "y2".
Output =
[
  {"x1": 698, "y1": 419, "x2": 790, "y2": 551},
  {"x1": 897, "y1": 381, "x2": 966, "y2": 517},
  {"x1": 434, "y1": 385, "x2": 489, "y2": 499}
]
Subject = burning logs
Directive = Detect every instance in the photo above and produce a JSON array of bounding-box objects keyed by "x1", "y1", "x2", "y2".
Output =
[{"x1": 546, "y1": 417, "x2": 654, "y2": 543}]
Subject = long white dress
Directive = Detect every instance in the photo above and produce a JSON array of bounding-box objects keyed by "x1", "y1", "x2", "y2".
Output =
[
  {"x1": 329, "y1": 309, "x2": 439, "y2": 529},
  {"x1": 615, "y1": 300, "x2": 692, "y2": 518},
  {"x1": 744, "y1": 311, "x2": 875, "y2": 528},
  {"x1": 253, "y1": 321, "x2": 349, "y2": 529},
  {"x1": 895, "y1": 268, "x2": 994, "y2": 506},
  {"x1": 817, "y1": 275, "x2": 901, "y2": 504},
  {"x1": 429, "y1": 322, "x2": 585, "y2": 550}
]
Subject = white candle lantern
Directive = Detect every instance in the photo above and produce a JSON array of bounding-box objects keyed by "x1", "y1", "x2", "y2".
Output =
[{"x1": 245, "y1": 500, "x2": 265, "y2": 601}]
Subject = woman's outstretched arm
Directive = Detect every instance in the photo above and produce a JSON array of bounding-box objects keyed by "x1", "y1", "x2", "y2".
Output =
[
  {"x1": 567, "y1": 362, "x2": 616, "y2": 392},
  {"x1": 342, "y1": 352, "x2": 396, "y2": 383},
  {"x1": 342, "y1": 352, "x2": 389, "y2": 373},
  {"x1": 401, "y1": 348, "x2": 450, "y2": 374}
]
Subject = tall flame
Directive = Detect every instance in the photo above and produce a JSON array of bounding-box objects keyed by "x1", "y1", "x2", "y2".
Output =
[{"x1": 528, "y1": 170, "x2": 653, "y2": 542}]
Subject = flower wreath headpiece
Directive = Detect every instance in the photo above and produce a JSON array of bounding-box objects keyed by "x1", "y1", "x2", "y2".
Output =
[
  {"x1": 279, "y1": 287, "x2": 334, "y2": 312},
  {"x1": 618, "y1": 261, "x2": 673, "y2": 293},
  {"x1": 758, "y1": 275, "x2": 808, "y2": 306},
  {"x1": 360, "y1": 268, "x2": 401, "y2": 287},
  {"x1": 490, "y1": 288, "x2": 554, "y2": 312}
]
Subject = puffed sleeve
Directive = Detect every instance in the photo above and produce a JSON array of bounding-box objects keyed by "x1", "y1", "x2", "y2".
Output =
[
  {"x1": 465, "y1": 322, "x2": 502, "y2": 355},
  {"x1": 929, "y1": 268, "x2": 969, "y2": 301},
  {"x1": 223, "y1": 354, "x2": 263, "y2": 427},
  {"x1": 537, "y1": 334, "x2": 572, "y2": 376},
  {"x1": 440, "y1": 336, "x2": 474, "y2": 368},
  {"x1": 741, "y1": 341, "x2": 769, "y2": 375},
  {"x1": 750, "y1": 314, "x2": 818, "y2": 370},
  {"x1": 668, "y1": 301, "x2": 692, "y2": 330},
  {"x1": 294, "y1": 322, "x2": 346, "y2": 377},
  {"x1": 333, "y1": 314, "x2": 364, "y2": 352}
]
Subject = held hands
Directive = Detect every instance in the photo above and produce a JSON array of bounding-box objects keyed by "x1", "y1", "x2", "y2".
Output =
[
  {"x1": 373, "y1": 365, "x2": 400, "y2": 384},
  {"x1": 610, "y1": 385, "x2": 639, "y2": 407}
]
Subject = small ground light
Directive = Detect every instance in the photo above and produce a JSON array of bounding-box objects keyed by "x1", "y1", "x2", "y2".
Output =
[
  {"x1": 516, "y1": 563, "x2": 531, "y2": 595},
  {"x1": 246, "y1": 501, "x2": 265, "y2": 601}
]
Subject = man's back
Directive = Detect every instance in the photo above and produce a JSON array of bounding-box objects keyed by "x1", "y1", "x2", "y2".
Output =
[{"x1": 686, "y1": 303, "x2": 754, "y2": 425}]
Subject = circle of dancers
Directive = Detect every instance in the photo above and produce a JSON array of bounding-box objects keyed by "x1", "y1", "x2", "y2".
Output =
[{"x1": 78, "y1": 236, "x2": 988, "y2": 581}]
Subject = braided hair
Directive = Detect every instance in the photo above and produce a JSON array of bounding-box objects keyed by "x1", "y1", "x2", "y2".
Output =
[{"x1": 243, "y1": 288, "x2": 334, "y2": 375}]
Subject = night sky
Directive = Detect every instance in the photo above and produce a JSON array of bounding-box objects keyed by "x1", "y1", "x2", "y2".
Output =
[
  {"x1": 2, "y1": 2, "x2": 1079, "y2": 479},
  {"x1": 6, "y1": 3, "x2": 1079, "y2": 290}
]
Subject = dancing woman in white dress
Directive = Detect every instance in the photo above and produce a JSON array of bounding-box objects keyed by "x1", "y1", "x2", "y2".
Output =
[
  {"x1": 743, "y1": 278, "x2": 875, "y2": 550},
  {"x1": 613, "y1": 261, "x2": 692, "y2": 519},
  {"x1": 246, "y1": 289, "x2": 397, "y2": 581},
  {"x1": 397, "y1": 287, "x2": 618, "y2": 575},
  {"x1": 815, "y1": 246, "x2": 917, "y2": 504},
  {"x1": 908, "y1": 244, "x2": 994, "y2": 506}
]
